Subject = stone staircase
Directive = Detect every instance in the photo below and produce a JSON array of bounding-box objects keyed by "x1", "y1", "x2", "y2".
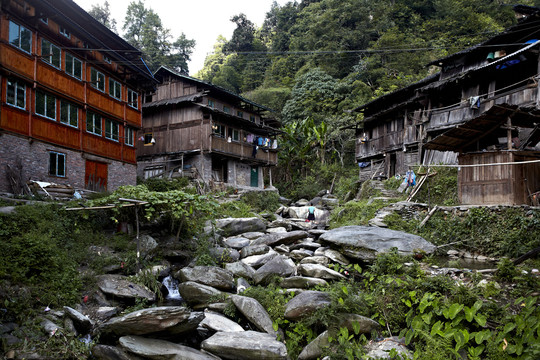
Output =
[{"x1": 365, "y1": 180, "x2": 406, "y2": 227}]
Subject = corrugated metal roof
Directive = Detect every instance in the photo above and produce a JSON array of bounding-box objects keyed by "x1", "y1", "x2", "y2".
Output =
[{"x1": 424, "y1": 104, "x2": 540, "y2": 152}]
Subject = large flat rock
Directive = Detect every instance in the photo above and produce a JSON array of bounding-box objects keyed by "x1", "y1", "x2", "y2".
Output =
[
  {"x1": 96, "y1": 275, "x2": 156, "y2": 302},
  {"x1": 120, "y1": 335, "x2": 220, "y2": 359},
  {"x1": 201, "y1": 331, "x2": 287, "y2": 360},
  {"x1": 319, "y1": 225, "x2": 436, "y2": 260}
]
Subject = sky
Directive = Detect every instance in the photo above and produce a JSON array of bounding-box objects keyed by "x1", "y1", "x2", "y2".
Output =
[{"x1": 73, "y1": 0, "x2": 289, "y2": 75}]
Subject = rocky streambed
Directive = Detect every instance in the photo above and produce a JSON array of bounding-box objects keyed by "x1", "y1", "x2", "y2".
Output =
[{"x1": 3, "y1": 203, "x2": 493, "y2": 360}]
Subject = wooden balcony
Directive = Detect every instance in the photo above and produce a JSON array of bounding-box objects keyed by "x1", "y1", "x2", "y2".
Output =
[
  {"x1": 428, "y1": 85, "x2": 537, "y2": 132},
  {"x1": 211, "y1": 136, "x2": 278, "y2": 165},
  {"x1": 356, "y1": 131, "x2": 403, "y2": 159}
]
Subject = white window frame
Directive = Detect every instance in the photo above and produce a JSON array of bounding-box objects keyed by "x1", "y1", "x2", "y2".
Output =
[
  {"x1": 109, "y1": 78, "x2": 122, "y2": 100},
  {"x1": 104, "y1": 119, "x2": 119, "y2": 141},
  {"x1": 49, "y1": 151, "x2": 66, "y2": 177},
  {"x1": 6, "y1": 78, "x2": 26, "y2": 110},
  {"x1": 60, "y1": 101, "x2": 78, "y2": 128},
  {"x1": 59, "y1": 26, "x2": 70, "y2": 39},
  {"x1": 125, "y1": 127, "x2": 134, "y2": 146},
  {"x1": 35, "y1": 90, "x2": 56, "y2": 120},
  {"x1": 90, "y1": 68, "x2": 105, "y2": 92},
  {"x1": 86, "y1": 111, "x2": 102, "y2": 135},
  {"x1": 65, "y1": 53, "x2": 82, "y2": 80},
  {"x1": 41, "y1": 38, "x2": 61, "y2": 69},
  {"x1": 9, "y1": 20, "x2": 32, "y2": 54},
  {"x1": 127, "y1": 89, "x2": 138, "y2": 109}
]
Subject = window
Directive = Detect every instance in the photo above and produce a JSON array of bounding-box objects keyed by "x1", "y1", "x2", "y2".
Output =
[
  {"x1": 127, "y1": 89, "x2": 138, "y2": 109},
  {"x1": 109, "y1": 78, "x2": 122, "y2": 99},
  {"x1": 104, "y1": 119, "x2": 119, "y2": 141},
  {"x1": 65, "y1": 53, "x2": 82, "y2": 79},
  {"x1": 212, "y1": 123, "x2": 225, "y2": 137},
  {"x1": 250, "y1": 115, "x2": 256, "y2": 122},
  {"x1": 208, "y1": 99, "x2": 215, "y2": 108},
  {"x1": 59, "y1": 26, "x2": 70, "y2": 39},
  {"x1": 223, "y1": 106, "x2": 230, "y2": 114},
  {"x1": 90, "y1": 68, "x2": 105, "y2": 92},
  {"x1": 6, "y1": 78, "x2": 26, "y2": 109},
  {"x1": 41, "y1": 39, "x2": 61, "y2": 68},
  {"x1": 237, "y1": 110, "x2": 244, "y2": 118},
  {"x1": 144, "y1": 133, "x2": 154, "y2": 145},
  {"x1": 49, "y1": 152, "x2": 66, "y2": 177},
  {"x1": 230, "y1": 128, "x2": 239, "y2": 141},
  {"x1": 86, "y1": 111, "x2": 102, "y2": 135},
  {"x1": 60, "y1": 101, "x2": 78, "y2": 128},
  {"x1": 35, "y1": 90, "x2": 56, "y2": 120},
  {"x1": 9, "y1": 21, "x2": 32, "y2": 53},
  {"x1": 125, "y1": 127, "x2": 134, "y2": 146}
]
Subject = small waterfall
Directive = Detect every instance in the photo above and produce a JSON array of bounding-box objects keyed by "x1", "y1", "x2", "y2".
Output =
[{"x1": 162, "y1": 275, "x2": 183, "y2": 302}]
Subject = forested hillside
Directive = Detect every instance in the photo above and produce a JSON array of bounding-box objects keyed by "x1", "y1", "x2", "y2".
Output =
[{"x1": 193, "y1": 0, "x2": 535, "y2": 196}]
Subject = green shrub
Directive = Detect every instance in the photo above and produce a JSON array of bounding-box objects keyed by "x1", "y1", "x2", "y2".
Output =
[
  {"x1": 329, "y1": 199, "x2": 388, "y2": 228},
  {"x1": 140, "y1": 177, "x2": 190, "y2": 192},
  {"x1": 412, "y1": 166, "x2": 458, "y2": 206},
  {"x1": 240, "y1": 191, "x2": 281, "y2": 213}
]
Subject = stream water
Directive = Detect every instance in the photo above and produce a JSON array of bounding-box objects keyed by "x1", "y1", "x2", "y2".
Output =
[{"x1": 161, "y1": 275, "x2": 184, "y2": 305}]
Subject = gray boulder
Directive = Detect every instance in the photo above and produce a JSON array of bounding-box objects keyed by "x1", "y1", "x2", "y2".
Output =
[
  {"x1": 241, "y1": 250, "x2": 278, "y2": 269},
  {"x1": 231, "y1": 295, "x2": 277, "y2": 336},
  {"x1": 242, "y1": 231, "x2": 265, "y2": 240},
  {"x1": 297, "y1": 263, "x2": 346, "y2": 280},
  {"x1": 251, "y1": 230, "x2": 308, "y2": 247},
  {"x1": 91, "y1": 345, "x2": 136, "y2": 360},
  {"x1": 98, "y1": 306, "x2": 200, "y2": 337},
  {"x1": 96, "y1": 275, "x2": 156, "y2": 302},
  {"x1": 298, "y1": 314, "x2": 380, "y2": 360},
  {"x1": 138, "y1": 234, "x2": 158, "y2": 253},
  {"x1": 253, "y1": 255, "x2": 296, "y2": 285},
  {"x1": 364, "y1": 336, "x2": 412, "y2": 359},
  {"x1": 319, "y1": 226, "x2": 436, "y2": 260},
  {"x1": 119, "y1": 335, "x2": 220, "y2": 360},
  {"x1": 290, "y1": 249, "x2": 314, "y2": 261},
  {"x1": 284, "y1": 291, "x2": 331, "y2": 321},
  {"x1": 214, "y1": 217, "x2": 266, "y2": 237},
  {"x1": 223, "y1": 236, "x2": 250, "y2": 249},
  {"x1": 63, "y1": 306, "x2": 94, "y2": 334},
  {"x1": 323, "y1": 249, "x2": 350, "y2": 266},
  {"x1": 209, "y1": 247, "x2": 240, "y2": 264},
  {"x1": 280, "y1": 276, "x2": 328, "y2": 289},
  {"x1": 241, "y1": 244, "x2": 271, "y2": 258},
  {"x1": 178, "y1": 282, "x2": 223, "y2": 307},
  {"x1": 225, "y1": 261, "x2": 256, "y2": 280},
  {"x1": 175, "y1": 266, "x2": 235, "y2": 291},
  {"x1": 202, "y1": 331, "x2": 287, "y2": 360},
  {"x1": 300, "y1": 256, "x2": 330, "y2": 266},
  {"x1": 200, "y1": 310, "x2": 244, "y2": 332}
]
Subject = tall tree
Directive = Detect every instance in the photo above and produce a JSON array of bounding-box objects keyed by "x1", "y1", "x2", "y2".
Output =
[
  {"x1": 88, "y1": 1, "x2": 117, "y2": 33},
  {"x1": 123, "y1": 0, "x2": 195, "y2": 73}
]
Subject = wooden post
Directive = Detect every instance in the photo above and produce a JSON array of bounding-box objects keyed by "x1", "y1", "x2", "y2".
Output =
[
  {"x1": 269, "y1": 167, "x2": 273, "y2": 187},
  {"x1": 135, "y1": 203, "x2": 140, "y2": 272},
  {"x1": 507, "y1": 117, "x2": 513, "y2": 150}
]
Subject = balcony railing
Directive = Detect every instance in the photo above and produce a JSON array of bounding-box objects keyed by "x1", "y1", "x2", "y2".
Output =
[
  {"x1": 211, "y1": 136, "x2": 278, "y2": 165},
  {"x1": 428, "y1": 85, "x2": 537, "y2": 132}
]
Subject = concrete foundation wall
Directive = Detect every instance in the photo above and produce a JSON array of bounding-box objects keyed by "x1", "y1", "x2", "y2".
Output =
[{"x1": 0, "y1": 133, "x2": 135, "y2": 193}]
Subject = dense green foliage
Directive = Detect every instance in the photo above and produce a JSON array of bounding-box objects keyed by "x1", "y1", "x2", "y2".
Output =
[
  {"x1": 193, "y1": 0, "x2": 525, "y2": 196},
  {"x1": 0, "y1": 205, "x2": 105, "y2": 319},
  {"x1": 241, "y1": 250, "x2": 540, "y2": 359}
]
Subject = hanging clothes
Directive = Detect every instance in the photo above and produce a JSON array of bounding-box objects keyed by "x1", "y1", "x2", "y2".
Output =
[
  {"x1": 252, "y1": 145, "x2": 258, "y2": 158},
  {"x1": 246, "y1": 134, "x2": 254, "y2": 143},
  {"x1": 272, "y1": 139, "x2": 278, "y2": 149},
  {"x1": 257, "y1": 137, "x2": 264, "y2": 146}
]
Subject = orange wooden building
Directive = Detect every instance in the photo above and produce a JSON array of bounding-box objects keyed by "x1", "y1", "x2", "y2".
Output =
[{"x1": 0, "y1": 0, "x2": 156, "y2": 194}]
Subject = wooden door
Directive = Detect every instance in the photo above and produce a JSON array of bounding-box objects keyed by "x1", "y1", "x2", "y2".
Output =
[
  {"x1": 85, "y1": 160, "x2": 108, "y2": 191},
  {"x1": 250, "y1": 166, "x2": 259, "y2": 187}
]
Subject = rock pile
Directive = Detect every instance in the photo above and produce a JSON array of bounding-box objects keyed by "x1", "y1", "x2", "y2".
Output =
[{"x1": 19, "y1": 203, "x2": 437, "y2": 360}]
